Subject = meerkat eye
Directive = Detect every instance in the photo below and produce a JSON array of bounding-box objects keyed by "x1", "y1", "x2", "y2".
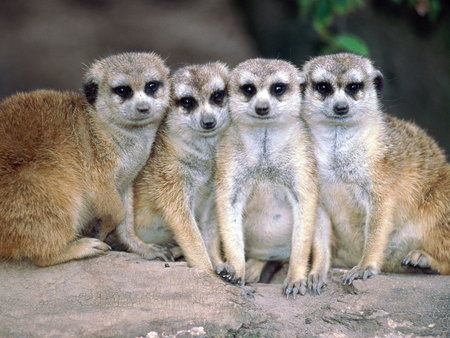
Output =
[
  {"x1": 240, "y1": 84, "x2": 257, "y2": 97},
  {"x1": 145, "y1": 81, "x2": 161, "y2": 95},
  {"x1": 271, "y1": 83, "x2": 287, "y2": 96},
  {"x1": 315, "y1": 82, "x2": 332, "y2": 95},
  {"x1": 346, "y1": 82, "x2": 363, "y2": 95},
  {"x1": 178, "y1": 96, "x2": 197, "y2": 111},
  {"x1": 211, "y1": 90, "x2": 225, "y2": 105},
  {"x1": 113, "y1": 85, "x2": 133, "y2": 99}
]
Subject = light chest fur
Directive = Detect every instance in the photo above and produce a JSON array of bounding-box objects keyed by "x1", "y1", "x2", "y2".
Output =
[
  {"x1": 110, "y1": 127, "x2": 159, "y2": 196},
  {"x1": 311, "y1": 123, "x2": 375, "y2": 266}
]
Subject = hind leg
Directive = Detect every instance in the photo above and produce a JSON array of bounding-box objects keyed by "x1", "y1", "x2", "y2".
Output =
[
  {"x1": 402, "y1": 250, "x2": 450, "y2": 274},
  {"x1": 403, "y1": 216, "x2": 450, "y2": 275},
  {"x1": 245, "y1": 258, "x2": 267, "y2": 283},
  {"x1": 32, "y1": 238, "x2": 110, "y2": 267}
]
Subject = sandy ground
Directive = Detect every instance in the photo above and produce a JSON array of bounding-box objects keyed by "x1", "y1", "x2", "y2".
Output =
[{"x1": 1, "y1": 251, "x2": 449, "y2": 337}]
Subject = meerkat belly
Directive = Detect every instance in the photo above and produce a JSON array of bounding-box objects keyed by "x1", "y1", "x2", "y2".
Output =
[
  {"x1": 243, "y1": 181, "x2": 294, "y2": 261},
  {"x1": 135, "y1": 211, "x2": 175, "y2": 245},
  {"x1": 320, "y1": 175, "x2": 369, "y2": 267}
]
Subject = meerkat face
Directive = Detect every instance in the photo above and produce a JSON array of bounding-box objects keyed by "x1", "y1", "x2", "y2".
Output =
[
  {"x1": 169, "y1": 62, "x2": 230, "y2": 137},
  {"x1": 300, "y1": 53, "x2": 384, "y2": 127},
  {"x1": 229, "y1": 58, "x2": 302, "y2": 126},
  {"x1": 83, "y1": 52, "x2": 171, "y2": 129}
]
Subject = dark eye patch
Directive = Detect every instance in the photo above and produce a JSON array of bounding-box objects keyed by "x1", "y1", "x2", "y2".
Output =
[
  {"x1": 177, "y1": 96, "x2": 197, "y2": 111},
  {"x1": 345, "y1": 82, "x2": 364, "y2": 95},
  {"x1": 113, "y1": 85, "x2": 133, "y2": 99},
  {"x1": 314, "y1": 82, "x2": 333, "y2": 96},
  {"x1": 210, "y1": 89, "x2": 226, "y2": 106},
  {"x1": 240, "y1": 84, "x2": 257, "y2": 98},
  {"x1": 271, "y1": 83, "x2": 287, "y2": 96},
  {"x1": 145, "y1": 81, "x2": 161, "y2": 95}
]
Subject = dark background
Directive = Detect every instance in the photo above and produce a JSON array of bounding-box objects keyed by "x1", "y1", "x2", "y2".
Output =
[{"x1": 1, "y1": 0, "x2": 449, "y2": 152}]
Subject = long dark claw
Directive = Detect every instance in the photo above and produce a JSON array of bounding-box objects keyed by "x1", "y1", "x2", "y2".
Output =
[
  {"x1": 363, "y1": 269, "x2": 370, "y2": 281},
  {"x1": 293, "y1": 288, "x2": 298, "y2": 300},
  {"x1": 282, "y1": 284, "x2": 287, "y2": 297},
  {"x1": 215, "y1": 263, "x2": 243, "y2": 285},
  {"x1": 285, "y1": 287, "x2": 292, "y2": 299},
  {"x1": 402, "y1": 258, "x2": 411, "y2": 265}
]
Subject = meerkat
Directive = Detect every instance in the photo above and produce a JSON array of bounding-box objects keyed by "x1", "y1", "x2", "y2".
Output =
[
  {"x1": 300, "y1": 52, "x2": 450, "y2": 285},
  {"x1": 0, "y1": 52, "x2": 171, "y2": 267},
  {"x1": 119, "y1": 62, "x2": 230, "y2": 275},
  {"x1": 214, "y1": 58, "x2": 320, "y2": 298}
]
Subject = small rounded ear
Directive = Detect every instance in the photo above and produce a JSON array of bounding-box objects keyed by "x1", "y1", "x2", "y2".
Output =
[
  {"x1": 83, "y1": 80, "x2": 98, "y2": 105},
  {"x1": 298, "y1": 71, "x2": 307, "y2": 95},
  {"x1": 373, "y1": 70, "x2": 384, "y2": 99}
]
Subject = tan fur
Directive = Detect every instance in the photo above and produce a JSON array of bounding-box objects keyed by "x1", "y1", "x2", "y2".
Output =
[
  {"x1": 129, "y1": 63, "x2": 230, "y2": 275},
  {"x1": 0, "y1": 52, "x2": 171, "y2": 266},
  {"x1": 215, "y1": 58, "x2": 319, "y2": 297},
  {"x1": 300, "y1": 53, "x2": 450, "y2": 284}
]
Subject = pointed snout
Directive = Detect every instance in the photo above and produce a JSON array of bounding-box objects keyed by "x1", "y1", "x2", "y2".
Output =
[
  {"x1": 255, "y1": 102, "x2": 270, "y2": 116},
  {"x1": 135, "y1": 92, "x2": 151, "y2": 114},
  {"x1": 333, "y1": 101, "x2": 349, "y2": 116},
  {"x1": 201, "y1": 114, "x2": 217, "y2": 130}
]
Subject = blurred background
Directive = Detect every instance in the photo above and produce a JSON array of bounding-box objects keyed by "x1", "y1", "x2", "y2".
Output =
[{"x1": 0, "y1": 0, "x2": 449, "y2": 151}]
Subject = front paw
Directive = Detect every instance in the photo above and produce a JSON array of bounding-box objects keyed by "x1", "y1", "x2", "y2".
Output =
[
  {"x1": 343, "y1": 265, "x2": 379, "y2": 285},
  {"x1": 215, "y1": 263, "x2": 243, "y2": 286},
  {"x1": 282, "y1": 277, "x2": 307, "y2": 299},
  {"x1": 307, "y1": 272, "x2": 327, "y2": 296}
]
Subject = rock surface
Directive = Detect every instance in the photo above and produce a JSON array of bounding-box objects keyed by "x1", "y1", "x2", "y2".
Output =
[{"x1": 1, "y1": 251, "x2": 449, "y2": 337}]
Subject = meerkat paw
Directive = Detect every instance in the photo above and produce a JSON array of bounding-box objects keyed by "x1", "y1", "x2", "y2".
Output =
[
  {"x1": 282, "y1": 276, "x2": 307, "y2": 299},
  {"x1": 140, "y1": 244, "x2": 173, "y2": 262},
  {"x1": 245, "y1": 258, "x2": 267, "y2": 283},
  {"x1": 33, "y1": 238, "x2": 111, "y2": 267},
  {"x1": 167, "y1": 245, "x2": 184, "y2": 260},
  {"x1": 215, "y1": 263, "x2": 243, "y2": 286},
  {"x1": 74, "y1": 238, "x2": 111, "y2": 258},
  {"x1": 307, "y1": 272, "x2": 327, "y2": 296},
  {"x1": 343, "y1": 264, "x2": 379, "y2": 285},
  {"x1": 402, "y1": 250, "x2": 441, "y2": 274}
]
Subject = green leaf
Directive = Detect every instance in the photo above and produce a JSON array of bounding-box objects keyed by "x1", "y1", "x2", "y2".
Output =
[
  {"x1": 333, "y1": 0, "x2": 352, "y2": 15},
  {"x1": 332, "y1": 34, "x2": 369, "y2": 55},
  {"x1": 313, "y1": 0, "x2": 334, "y2": 30},
  {"x1": 297, "y1": 0, "x2": 316, "y2": 21},
  {"x1": 428, "y1": 0, "x2": 442, "y2": 22}
]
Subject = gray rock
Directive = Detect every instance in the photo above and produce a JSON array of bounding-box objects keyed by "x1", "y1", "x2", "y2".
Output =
[{"x1": 1, "y1": 252, "x2": 449, "y2": 337}]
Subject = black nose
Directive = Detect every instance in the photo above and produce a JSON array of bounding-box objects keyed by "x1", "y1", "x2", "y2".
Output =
[
  {"x1": 201, "y1": 115, "x2": 216, "y2": 130},
  {"x1": 137, "y1": 107, "x2": 150, "y2": 114},
  {"x1": 255, "y1": 103, "x2": 270, "y2": 116},
  {"x1": 333, "y1": 102, "x2": 349, "y2": 116}
]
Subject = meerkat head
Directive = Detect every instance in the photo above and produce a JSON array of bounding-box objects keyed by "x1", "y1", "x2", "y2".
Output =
[
  {"x1": 83, "y1": 52, "x2": 171, "y2": 129},
  {"x1": 168, "y1": 62, "x2": 230, "y2": 137},
  {"x1": 300, "y1": 53, "x2": 384, "y2": 127},
  {"x1": 229, "y1": 58, "x2": 302, "y2": 126}
]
